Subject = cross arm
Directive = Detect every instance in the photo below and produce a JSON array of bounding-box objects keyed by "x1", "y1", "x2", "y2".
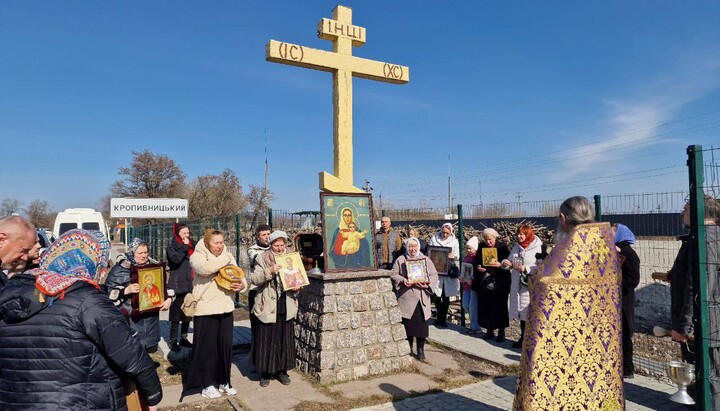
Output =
[{"x1": 266, "y1": 40, "x2": 409, "y2": 84}]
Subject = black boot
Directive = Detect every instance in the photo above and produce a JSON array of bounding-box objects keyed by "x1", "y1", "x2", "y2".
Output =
[
  {"x1": 496, "y1": 328, "x2": 506, "y2": 343},
  {"x1": 482, "y1": 329, "x2": 495, "y2": 340},
  {"x1": 435, "y1": 296, "x2": 448, "y2": 327},
  {"x1": 408, "y1": 337, "x2": 414, "y2": 354},
  {"x1": 169, "y1": 322, "x2": 180, "y2": 351},
  {"x1": 416, "y1": 338, "x2": 426, "y2": 361}
]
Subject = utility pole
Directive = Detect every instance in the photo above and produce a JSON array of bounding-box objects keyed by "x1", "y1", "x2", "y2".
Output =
[
  {"x1": 264, "y1": 129, "x2": 269, "y2": 225},
  {"x1": 447, "y1": 153, "x2": 452, "y2": 214},
  {"x1": 363, "y1": 179, "x2": 372, "y2": 193}
]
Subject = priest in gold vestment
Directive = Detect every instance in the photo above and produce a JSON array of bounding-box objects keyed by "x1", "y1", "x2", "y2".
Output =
[{"x1": 514, "y1": 196, "x2": 624, "y2": 410}]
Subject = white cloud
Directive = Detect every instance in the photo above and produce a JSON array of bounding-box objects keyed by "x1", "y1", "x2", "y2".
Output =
[{"x1": 557, "y1": 48, "x2": 720, "y2": 178}]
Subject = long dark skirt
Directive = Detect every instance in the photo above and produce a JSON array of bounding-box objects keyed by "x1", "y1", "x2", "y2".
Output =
[
  {"x1": 402, "y1": 302, "x2": 429, "y2": 338},
  {"x1": 248, "y1": 289, "x2": 258, "y2": 365},
  {"x1": 251, "y1": 297, "x2": 296, "y2": 374},
  {"x1": 477, "y1": 289, "x2": 510, "y2": 330},
  {"x1": 183, "y1": 312, "x2": 234, "y2": 390},
  {"x1": 169, "y1": 292, "x2": 191, "y2": 323}
]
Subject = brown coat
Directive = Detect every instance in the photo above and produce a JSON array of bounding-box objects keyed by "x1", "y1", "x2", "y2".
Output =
[
  {"x1": 249, "y1": 251, "x2": 299, "y2": 324},
  {"x1": 391, "y1": 254, "x2": 439, "y2": 321}
]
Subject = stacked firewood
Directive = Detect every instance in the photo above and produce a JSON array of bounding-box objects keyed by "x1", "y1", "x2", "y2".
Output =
[{"x1": 267, "y1": 220, "x2": 554, "y2": 248}]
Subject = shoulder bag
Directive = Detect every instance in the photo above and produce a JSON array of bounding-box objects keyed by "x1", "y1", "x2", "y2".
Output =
[{"x1": 181, "y1": 281, "x2": 212, "y2": 318}]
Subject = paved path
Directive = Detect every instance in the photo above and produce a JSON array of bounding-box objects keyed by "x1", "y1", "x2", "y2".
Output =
[
  {"x1": 154, "y1": 314, "x2": 681, "y2": 410},
  {"x1": 353, "y1": 375, "x2": 679, "y2": 411},
  {"x1": 353, "y1": 321, "x2": 679, "y2": 411}
]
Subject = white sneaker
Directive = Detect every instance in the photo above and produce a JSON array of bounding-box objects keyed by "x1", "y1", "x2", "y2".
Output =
[
  {"x1": 219, "y1": 384, "x2": 237, "y2": 396},
  {"x1": 202, "y1": 385, "x2": 222, "y2": 399}
]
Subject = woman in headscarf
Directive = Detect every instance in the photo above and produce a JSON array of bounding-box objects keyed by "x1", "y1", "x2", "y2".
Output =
[
  {"x1": 105, "y1": 237, "x2": 172, "y2": 354},
  {"x1": 407, "y1": 227, "x2": 428, "y2": 254},
  {"x1": 392, "y1": 237, "x2": 439, "y2": 360},
  {"x1": 613, "y1": 223, "x2": 640, "y2": 378},
  {"x1": 250, "y1": 231, "x2": 300, "y2": 387},
  {"x1": 472, "y1": 228, "x2": 511, "y2": 342},
  {"x1": 185, "y1": 229, "x2": 247, "y2": 398},
  {"x1": 428, "y1": 222, "x2": 460, "y2": 327},
  {"x1": 0, "y1": 229, "x2": 163, "y2": 410},
  {"x1": 166, "y1": 223, "x2": 196, "y2": 351},
  {"x1": 503, "y1": 225, "x2": 542, "y2": 348},
  {"x1": 461, "y1": 236, "x2": 481, "y2": 334}
]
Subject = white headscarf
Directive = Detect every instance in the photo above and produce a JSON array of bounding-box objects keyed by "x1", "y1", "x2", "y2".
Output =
[{"x1": 405, "y1": 237, "x2": 421, "y2": 258}]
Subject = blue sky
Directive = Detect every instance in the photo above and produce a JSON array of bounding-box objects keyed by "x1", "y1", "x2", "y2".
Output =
[{"x1": 1, "y1": 1, "x2": 719, "y2": 213}]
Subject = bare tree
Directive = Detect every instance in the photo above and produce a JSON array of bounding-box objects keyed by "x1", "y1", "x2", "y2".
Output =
[
  {"x1": 245, "y1": 184, "x2": 274, "y2": 228},
  {"x1": 106, "y1": 150, "x2": 187, "y2": 224},
  {"x1": 110, "y1": 149, "x2": 187, "y2": 199},
  {"x1": 0, "y1": 198, "x2": 23, "y2": 217},
  {"x1": 26, "y1": 199, "x2": 54, "y2": 228},
  {"x1": 187, "y1": 169, "x2": 246, "y2": 219}
]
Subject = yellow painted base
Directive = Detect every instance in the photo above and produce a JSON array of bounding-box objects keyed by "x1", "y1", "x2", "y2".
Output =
[{"x1": 319, "y1": 171, "x2": 363, "y2": 193}]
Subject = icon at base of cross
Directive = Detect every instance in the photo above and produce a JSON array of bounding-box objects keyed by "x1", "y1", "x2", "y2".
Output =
[{"x1": 266, "y1": 5, "x2": 409, "y2": 194}]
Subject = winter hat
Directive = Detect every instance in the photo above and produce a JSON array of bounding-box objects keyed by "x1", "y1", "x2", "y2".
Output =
[
  {"x1": 269, "y1": 230, "x2": 289, "y2": 244},
  {"x1": 466, "y1": 236, "x2": 479, "y2": 252}
]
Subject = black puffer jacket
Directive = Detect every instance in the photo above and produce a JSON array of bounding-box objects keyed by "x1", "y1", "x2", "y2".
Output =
[
  {"x1": 0, "y1": 274, "x2": 162, "y2": 410},
  {"x1": 105, "y1": 260, "x2": 161, "y2": 350},
  {"x1": 167, "y1": 238, "x2": 195, "y2": 294}
]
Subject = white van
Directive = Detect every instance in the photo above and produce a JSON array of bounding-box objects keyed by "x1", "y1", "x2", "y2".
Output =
[{"x1": 54, "y1": 208, "x2": 110, "y2": 240}]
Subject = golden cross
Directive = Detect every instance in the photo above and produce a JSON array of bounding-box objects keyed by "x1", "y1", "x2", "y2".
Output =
[{"x1": 266, "y1": 5, "x2": 410, "y2": 193}]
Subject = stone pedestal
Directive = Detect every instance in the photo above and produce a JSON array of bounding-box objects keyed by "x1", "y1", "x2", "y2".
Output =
[{"x1": 295, "y1": 269, "x2": 414, "y2": 383}]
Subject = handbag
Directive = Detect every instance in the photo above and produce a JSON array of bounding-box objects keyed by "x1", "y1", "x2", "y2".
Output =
[
  {"x1": 181, "y1": 293, "x2": 198, "y2": 317},
  {"x1": 477, "y1": 273, "x2": 497, "y2": 291},
  {"x1": 448, "y1": 264, "x2": 460, "y2": 279},
  {"x1": 519, "y1": 270, "x2": 529, "y2": 286},
  {"x1": 181, "y1": 280, "x2": 213, "y2": 318}
]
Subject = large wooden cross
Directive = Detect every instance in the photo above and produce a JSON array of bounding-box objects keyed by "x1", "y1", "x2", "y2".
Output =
[{"x1": 266, "y1": 5, "x2": 409, "y2": 193}]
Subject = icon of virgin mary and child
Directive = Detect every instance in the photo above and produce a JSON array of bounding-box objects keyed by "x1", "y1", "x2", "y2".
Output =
[{"x1": 329, "y1": 207, "x2": 371, "y2": 269}]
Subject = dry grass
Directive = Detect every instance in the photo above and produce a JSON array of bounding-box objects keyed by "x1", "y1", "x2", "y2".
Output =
[{"x1": 160, "y1": 398, "x2": 247, "y2": 411}]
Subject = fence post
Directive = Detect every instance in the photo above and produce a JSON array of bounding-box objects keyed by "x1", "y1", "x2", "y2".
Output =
[
  {"x1": 593, "y1": 195, "x2": 602, "y2": 222},
  {"x1": 268, "y1": 209, "x2": 273, "y2": 229},
  {"x1": 688, "y1": 144, "x2": 711, "y2": 410},
  {"x1": 457, "y1": 204, "x2": 465, "y2": 327},
  {"x1": 235, "y1": 213, "x2": 241, "y2": 264}
]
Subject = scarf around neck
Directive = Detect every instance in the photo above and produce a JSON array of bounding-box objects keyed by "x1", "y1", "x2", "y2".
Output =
[{"x1": 519, "y1": 232, "x2": 536, "y2": 249}]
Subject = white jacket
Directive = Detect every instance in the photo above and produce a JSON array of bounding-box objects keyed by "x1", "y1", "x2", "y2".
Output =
[{"x1": 508, "y1": 236, "x2": 542, "y2": 321}]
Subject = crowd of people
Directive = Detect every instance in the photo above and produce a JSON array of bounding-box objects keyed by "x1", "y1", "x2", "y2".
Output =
[{"x1": 0, "y1": 192, "x2": 718, "y2": 408}]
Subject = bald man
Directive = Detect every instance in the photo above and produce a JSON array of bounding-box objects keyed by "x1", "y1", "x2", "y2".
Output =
[
  {"x1": 375, "y1": 216, "x2": 402, "y2": 270},
  {"x1": 0, "y1": 216, "x2": 37, "y2": 287}
]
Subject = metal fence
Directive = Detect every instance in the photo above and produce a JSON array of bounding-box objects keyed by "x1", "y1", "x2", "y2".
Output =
[
  {"x1": 688, "y1": 145, "x2": 720, "y2": 410},
  {"x1": 128, "y1": 214, "x2": 246, "y2": 265}
]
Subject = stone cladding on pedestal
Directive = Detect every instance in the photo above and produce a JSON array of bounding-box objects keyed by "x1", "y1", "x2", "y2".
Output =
[{"x1": 294, "y1": 270, "x2": 414, "y2": 383}]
